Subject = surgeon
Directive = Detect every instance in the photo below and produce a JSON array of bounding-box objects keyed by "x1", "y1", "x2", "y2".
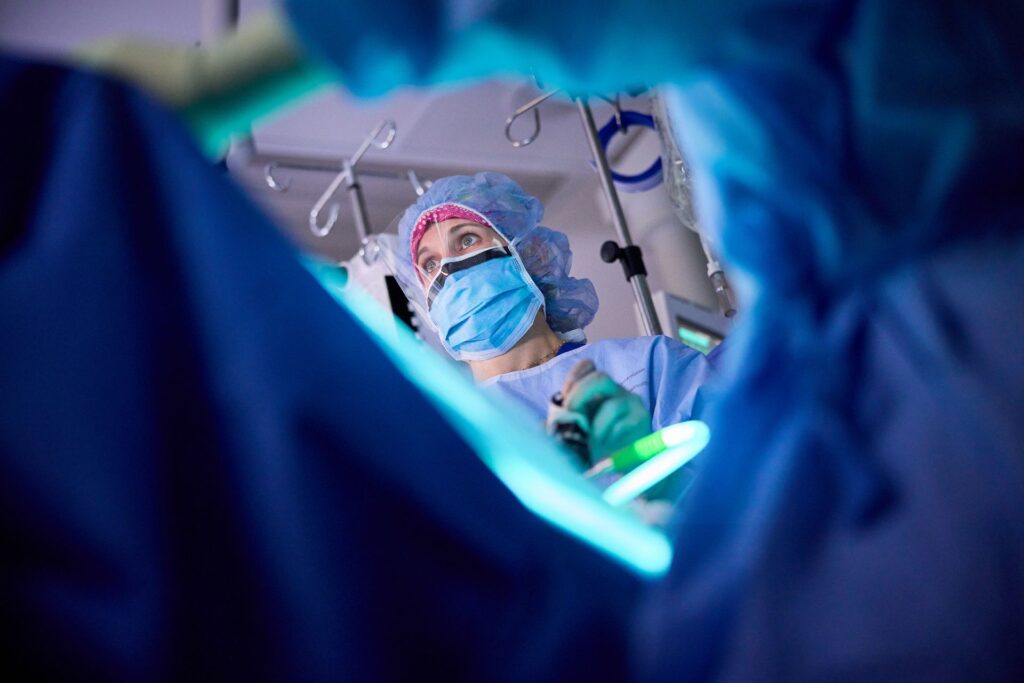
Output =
[{"x1": 391, "y1": 171, "x2": 717, "y2": 464}]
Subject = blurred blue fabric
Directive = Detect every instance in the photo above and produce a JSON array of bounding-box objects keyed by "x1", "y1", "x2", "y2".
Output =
[
  {"x1": 285, "y1": 0, "x2": 1024, "y2": 679},
  {"x1": 0, "y1": 57, "x2": 638, "y2": 681}
]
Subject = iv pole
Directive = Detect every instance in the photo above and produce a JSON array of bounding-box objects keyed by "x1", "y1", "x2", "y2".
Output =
[
  {"x1": 575, "y1": 98, "x2": 662, "y2": 337},
  {"x1": 505, "y1": 90, "x2": 663, "y2": 336}
]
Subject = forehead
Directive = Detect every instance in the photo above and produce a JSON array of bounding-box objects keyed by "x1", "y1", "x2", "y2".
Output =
[{"x1": 417, "y1": 218, "x2": 500, "y2": 250}]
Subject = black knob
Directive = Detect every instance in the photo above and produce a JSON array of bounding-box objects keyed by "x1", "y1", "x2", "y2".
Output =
[
  {"x1": 600, "y1": 240, "x2": 648, "y2": 281},
  {"x1": 600, "y1": 240, "x2": 621, "y2": 264}
]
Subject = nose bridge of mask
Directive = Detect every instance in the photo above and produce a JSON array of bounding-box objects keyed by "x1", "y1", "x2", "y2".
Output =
[{"x1": 426, "y1": 246, "x2": 513, "y2": 308}]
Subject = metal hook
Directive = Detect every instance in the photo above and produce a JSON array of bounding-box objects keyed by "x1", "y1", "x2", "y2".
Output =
[
  {"x1": 350, "y1": 119, "x2": 397, "y2": 168},
  {"x1": 407, "y1": 169, "x2": 428, "y2": 197},
  {"x1": 264, "y1": 162, "x2": 290, "y2": 192},
  {"x1": 308, "y1": 120, "x2": 397, "y2": 237},
  {"x1": 309, "y1": 165, "x2": 350, "y2": 237},
  {"x1": 505, "y1": 89, "x2": 561, "y2": 147}
]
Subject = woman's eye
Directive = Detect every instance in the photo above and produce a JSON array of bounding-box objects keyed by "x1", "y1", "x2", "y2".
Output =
[
  {"x1": 423, "y1": 259, "x2": 439, "y2": 274},
  {"x1": 459, "y1": 234, "x2": 480, "y2": 249}
]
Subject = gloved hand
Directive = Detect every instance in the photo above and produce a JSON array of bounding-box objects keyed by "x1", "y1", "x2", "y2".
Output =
[{"x1": 546, "y1": 359, "x2": 652, "y2": 467}]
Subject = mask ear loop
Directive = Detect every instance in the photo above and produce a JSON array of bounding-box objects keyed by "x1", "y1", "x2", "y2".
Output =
[{"x1": 507, "y1": 236, "x2": 548, "y2": 318}]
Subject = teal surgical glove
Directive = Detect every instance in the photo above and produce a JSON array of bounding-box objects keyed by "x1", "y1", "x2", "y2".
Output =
[{"x1": 546, "y1": 359, "x2": 652, "y2": 466}]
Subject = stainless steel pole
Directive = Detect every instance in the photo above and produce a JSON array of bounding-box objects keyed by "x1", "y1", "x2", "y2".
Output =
[
  {"x1": 343, "y1": 160, "x2": 372, "y2": 242},
  {"x1": 575, "y1": 98, "x2": 663, "y2": 336}
]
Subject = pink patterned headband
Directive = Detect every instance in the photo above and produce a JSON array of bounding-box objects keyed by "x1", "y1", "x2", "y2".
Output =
[{"x1": 409, "y1": 203, "x2": 489, "y2": 264}]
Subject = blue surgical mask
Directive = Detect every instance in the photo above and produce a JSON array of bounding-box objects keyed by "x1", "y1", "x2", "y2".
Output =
[{"x1": 428, "y1": 247, "x2": 544, "y2": 361}]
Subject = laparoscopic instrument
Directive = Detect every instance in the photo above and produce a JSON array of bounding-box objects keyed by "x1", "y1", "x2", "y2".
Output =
[{"x1": 585, "y1": 421, "x2": 710, "y2": 507}]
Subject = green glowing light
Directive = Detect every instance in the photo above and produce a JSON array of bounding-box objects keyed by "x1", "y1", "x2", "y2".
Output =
[
  {"x1": 677, "y1": 325, "x2": 716, "y2": 355},
  {"x1": 595, "y1": 421, "x2": 705, "y2": 474},
  {"x1": 603, "y1": 421, "x2": 710, "y2": 507},
  {"x1": 609, "y1": 423, "x2": 672, "y2": 471},
  {"x1": 661, "y1": 421, "x2": 701, "y2": 448},
  {"x1": 303, "y1": 258, "x2": 674, "y2": 577}
]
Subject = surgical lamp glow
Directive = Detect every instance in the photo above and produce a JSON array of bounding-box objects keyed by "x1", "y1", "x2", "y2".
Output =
[
  {"x1": 599, "y1": 421, "x2": 710, "y2": 507},
  {"x1": 587, "y1": 420, "x2": 707, "y2": 476}
]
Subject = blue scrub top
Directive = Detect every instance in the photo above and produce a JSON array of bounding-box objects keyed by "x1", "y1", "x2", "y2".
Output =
[{"x1": 481, "y1": 336, "x2": 718, "y2": 431}]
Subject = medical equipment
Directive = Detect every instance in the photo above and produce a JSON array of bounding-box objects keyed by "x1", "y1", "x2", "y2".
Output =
[
  {"x1": 258, "y1": 120, "x2": 432, "y2": 311},
  {"x1": 650, "y1": 91, "x2": 737, "y2": 317},
  {"x1": 503, "y1": 88, "x2": 561, "y2": 147},
  {"x1": 504, "y1": 89, "x2": 663, "y2": 336},
  {"x1": 584, "y1": 420, "x2": 702, "y2": 477},
  {"x1": 589, "y1": 109, "x2": 664, "y2": 193},
  {"x1": 650, "y1": 290, "x2": 730, "y2": 355},
  {"x1": 260, "y1": 120, "x2": 432, "y2": 289},
  {"x1": 602, "y1": 419, "x2": 708, "y2": 505},
  {"x1": 592, "y1": 421, "x2": 709, "y2": 507},
  {"x1": 263, "y1": 157, "x2": 431, "y2": 237},
  {"x1": 258, "y1": 132, "x2": 434, "y2": 336},
  {"x1": 510, "y1": 87, "x2": 738, "y2": 322},
  {"x1": 263, "y1": 159, "x2": 430, "y2": 208},
  {"x1": 306, "y1": 119, "x2": 396, "y2": 237},
  {"x1": 242, "y1": 118, "x2": 408, "y2": 240}
]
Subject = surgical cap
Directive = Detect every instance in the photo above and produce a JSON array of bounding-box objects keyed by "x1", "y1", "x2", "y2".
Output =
[{"x1": 394, "y1": 172, "x2": 598, "y2": 335}]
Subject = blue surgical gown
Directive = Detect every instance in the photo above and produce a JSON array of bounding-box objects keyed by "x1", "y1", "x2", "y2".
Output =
[
  {"x1": 481, "y1": 336, "x2": 717, "y2": 430},
  {"x1": 280, "y1": 0, "x2": 1024, "y2": 680},
  {"x1": 0, "y1": 56, "x2": 640, "y2": 681}
]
